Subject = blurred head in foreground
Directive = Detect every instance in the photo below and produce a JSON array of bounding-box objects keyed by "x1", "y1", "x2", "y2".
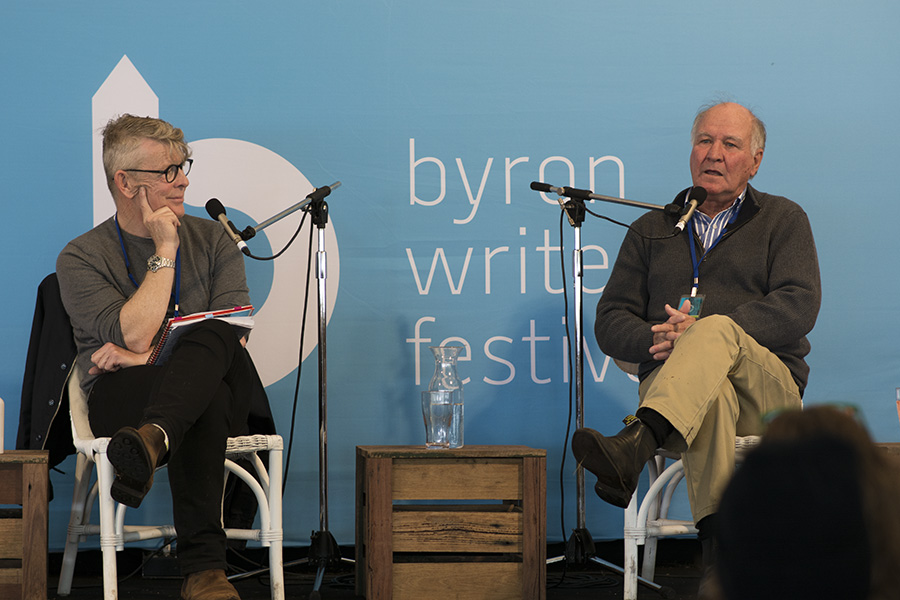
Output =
[{"x1": 717, "y1": 406, "x2": 900, "y2": 600}]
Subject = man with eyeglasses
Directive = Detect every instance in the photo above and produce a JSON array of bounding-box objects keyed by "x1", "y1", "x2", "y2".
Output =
[{"x1": 57, "y1": 114, "x2": 267, "y2": 600}]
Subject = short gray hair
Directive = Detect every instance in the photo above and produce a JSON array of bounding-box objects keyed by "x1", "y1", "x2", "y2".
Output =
[
  {"x1": 691, "y1": 102, "x2": 767, "y2": 155},
  {"x1": 102, "y1": 114, "x2": 191, "y2": 193}
]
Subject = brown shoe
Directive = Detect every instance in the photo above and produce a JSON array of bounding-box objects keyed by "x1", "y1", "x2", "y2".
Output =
[
  {"x1": 698, "y1": 566, "x2": 724, "y2": 600},
  {"x1": 181, "y1": 569, "x2": 241, "y2": 600},
  {"x1": 107, "y1": 424, "x2": 167, "y2": 508},
  {"x1": 572, "y1": 421, "x2": 657, "y2": 508}
]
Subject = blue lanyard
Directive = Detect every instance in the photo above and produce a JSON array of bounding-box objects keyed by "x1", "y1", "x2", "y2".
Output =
[
  {"x1": 686, "y1": 208, "x2": 739, "y2": 298},
  {"x1": 114, "y1": 215, "x2": 181, "y2": 317}
]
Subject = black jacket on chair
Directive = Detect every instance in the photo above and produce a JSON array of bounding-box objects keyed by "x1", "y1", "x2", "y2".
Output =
[{"x1": 16, "y1": 273, "x2": 77, "y2": 469}]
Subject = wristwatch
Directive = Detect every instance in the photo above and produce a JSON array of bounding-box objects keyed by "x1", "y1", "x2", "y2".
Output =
[{"x1": 147, "y1": 254, "x2": 176, "y2": 273}]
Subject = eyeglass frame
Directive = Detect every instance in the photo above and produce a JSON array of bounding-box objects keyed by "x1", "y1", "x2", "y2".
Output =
[{"x1": 123, "y1": 158, "x2": 193, "y2": 183}]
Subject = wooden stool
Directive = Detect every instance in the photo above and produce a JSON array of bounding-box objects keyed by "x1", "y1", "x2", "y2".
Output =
[
  {"x1": 356, "y1": 445, "x2": 546, "y2": 600},
  {"x1": 0, "y1": 450, "x2": 49, "y2": 600}
]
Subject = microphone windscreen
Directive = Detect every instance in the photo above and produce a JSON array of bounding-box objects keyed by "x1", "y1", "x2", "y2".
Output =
[
  {"x1": 205, "y1": 198, "x2": 226, "y2": 219},
  {"x1": 530, "y1": 181, "x2": 553, "y2": 192},
  {"x1": 690, "y1": 187, "x2": 707, "y2": 206}
]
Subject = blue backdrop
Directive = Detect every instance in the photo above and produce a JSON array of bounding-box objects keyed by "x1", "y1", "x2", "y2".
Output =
[{"x1": 3, "y1": 1, "x2": 899, "y2": 551}]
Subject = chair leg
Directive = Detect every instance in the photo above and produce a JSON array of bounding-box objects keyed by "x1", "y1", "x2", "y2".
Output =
[
  {"x1": 96, "y1": 451, "x2": 120, "y2": 600},
  {"x1": 623, "y1": 482, "x2": 640, "y2": 600},
  {"x1": 641, "y1": 455, "x2": 666, "y2": 583},
  {"x1": 642, "y1": 535, "x2": 660, "y2": 583},
  {"x1": 58, "y1": 453, "x2": 94, "y2": 595},
  {"x1": 267, "y1": 445, "x2": 285, "y2": 600},
  {"x1": 223, "y1": 440, "x2": 285, "y2": 600}
]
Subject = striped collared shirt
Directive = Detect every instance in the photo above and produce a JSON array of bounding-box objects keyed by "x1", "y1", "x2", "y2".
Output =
[{"x1": 691, "y1": 188, "x2": 746, "y2": 251}]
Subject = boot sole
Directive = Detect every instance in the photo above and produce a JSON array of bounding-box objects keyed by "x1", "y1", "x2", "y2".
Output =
[
  {"x1": 107, "y1": 428, "x2": 155, "y2": 508},
  {"x1": 594, "y1": 481, "x2": 631, "y2": 508},
  {"x1": 110, "y1": 475, "x2": 151, "y2": 509}
]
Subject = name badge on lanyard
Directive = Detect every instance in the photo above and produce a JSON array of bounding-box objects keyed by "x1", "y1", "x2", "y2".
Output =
[{"x1": 680, "y1": 210, "x2": 738, "y2": 318}]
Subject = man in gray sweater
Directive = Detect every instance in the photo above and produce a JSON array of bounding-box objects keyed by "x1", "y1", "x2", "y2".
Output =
[
  {"x1": 57, "y1": 115, "x2": 256, "y2": 600},
  {"x1": 572, "y1": 102, "x2": 821, "y2": 579}
]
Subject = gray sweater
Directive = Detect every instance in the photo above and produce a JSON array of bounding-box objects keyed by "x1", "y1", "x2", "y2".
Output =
[
  {"x1": 595, "y1": 185, "x2": 821, "y2": 394},
  {"x1": 57, "y1": 215, "x2": 250, "y2": 394}
]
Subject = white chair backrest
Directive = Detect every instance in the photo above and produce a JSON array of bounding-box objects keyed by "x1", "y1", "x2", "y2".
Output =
[{"x1": 67, "y1": 366, "x2": 96, "y2": 446}]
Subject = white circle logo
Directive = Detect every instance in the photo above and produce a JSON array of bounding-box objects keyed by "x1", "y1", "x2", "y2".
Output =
[{"x1": 185, "y1": 138, "x2": 340, "y2": 386}]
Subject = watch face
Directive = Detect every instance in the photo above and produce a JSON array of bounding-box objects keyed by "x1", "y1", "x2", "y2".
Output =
[{"x1": 148, "y1": 255, "x2": 173, "y2": 272}]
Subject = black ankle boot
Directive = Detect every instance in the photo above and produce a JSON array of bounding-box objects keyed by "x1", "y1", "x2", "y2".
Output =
[
  {"x1": 571, "y1": 420, "x2": 658, "y2": 508},
  {"x1": 107, "y1": 424, "x2": 167, "y2": 508}
]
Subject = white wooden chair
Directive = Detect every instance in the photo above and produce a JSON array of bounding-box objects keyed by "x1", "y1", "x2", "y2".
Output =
[
  {"x1": 57, "y1": 366, "x2": 286, "y2": 600},
  {"x1": 621, "y1": 436, "x2": 760, "y2": 600},
  {"x1": 609, "y1": 359, "x2": 763, "y2": 598}
]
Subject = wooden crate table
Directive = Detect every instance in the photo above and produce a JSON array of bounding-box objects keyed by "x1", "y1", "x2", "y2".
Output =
[
  {"x1": 355, "y1": 445, "x2": 546, "y2": 600},
  {"x1": 877, "y1": 442, "x2": 900, "y2": 457},
  {"x1": 0, "y1": 450, "x2": 49, "y2": 600}
]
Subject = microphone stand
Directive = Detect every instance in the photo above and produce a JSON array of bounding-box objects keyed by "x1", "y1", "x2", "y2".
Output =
[
  {"x1": 534, "y1": 183, "x2": 672, "y2": 597},
  {"x1": 302, "y1": 197, "x2": 345, "y2": 599},
  {"x1": 234, "y1": 182, "x2": 346, "y2": 599},
  {"x1": 239, "y1": 182, "x2": 341, "y2": 242}
]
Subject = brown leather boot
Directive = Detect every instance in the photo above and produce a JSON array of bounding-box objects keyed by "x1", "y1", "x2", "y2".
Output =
[
  {"x1": 181, "y1": 569, "x2": 241, "y2": 600},
  {"x1": 107, "y1": 424, "x2": 167, "y2": 508},
  {"x1": 572, "y1": 420, "x2": 658, "y2": 508}
]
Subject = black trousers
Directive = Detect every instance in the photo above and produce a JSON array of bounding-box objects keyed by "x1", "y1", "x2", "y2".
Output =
[{"x1": 88, "y1": 320, "x2": 253, "y2": 575}]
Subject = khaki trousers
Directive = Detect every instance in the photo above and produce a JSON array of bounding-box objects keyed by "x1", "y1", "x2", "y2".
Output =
[{"x1": 637, "y1": 315, "x2": 801, "y2": 523}]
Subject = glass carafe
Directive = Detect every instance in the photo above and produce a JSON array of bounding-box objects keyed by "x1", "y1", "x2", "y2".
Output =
[{"x1": 427, "y1": 346, "x2": 464, "y2": 448}]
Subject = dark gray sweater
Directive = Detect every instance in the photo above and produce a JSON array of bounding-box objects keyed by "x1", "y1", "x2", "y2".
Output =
[
  {"x1": 57, "y1": 215, "x2": 250, "y2": 394},
  {"x1": 595, "y1": 185, "x2": 821, "y2": 394}
]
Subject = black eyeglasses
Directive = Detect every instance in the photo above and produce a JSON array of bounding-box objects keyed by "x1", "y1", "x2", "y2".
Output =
[{"x1": 124, "y1": 159, "x2": 193, "y2": 183}]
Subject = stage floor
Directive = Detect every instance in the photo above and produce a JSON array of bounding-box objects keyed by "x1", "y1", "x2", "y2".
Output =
[{"x1": 47, "y1": 540, "x2": 704, "y2": 599}]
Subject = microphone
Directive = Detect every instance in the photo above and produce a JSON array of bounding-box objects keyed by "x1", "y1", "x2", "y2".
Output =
[
  {"x1": 673, "y1": 187, "x2": 707, "y2": 234},
  {"x1": 206, "y1": 198, "x2": 250, "y2": 256},
  {"x1": 530, "y1": 181, "x2": 556, "y2": 193}
]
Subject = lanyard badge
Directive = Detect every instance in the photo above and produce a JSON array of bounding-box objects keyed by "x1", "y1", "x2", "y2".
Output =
[{"x1": 679, "y1": 196, "x2": 741, "y2": 318}]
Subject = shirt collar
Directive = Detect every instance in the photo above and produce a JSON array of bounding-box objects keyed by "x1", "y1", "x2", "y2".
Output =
[{"x1": 694, "y1": 187, "x2": 747, "y2": 223}]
